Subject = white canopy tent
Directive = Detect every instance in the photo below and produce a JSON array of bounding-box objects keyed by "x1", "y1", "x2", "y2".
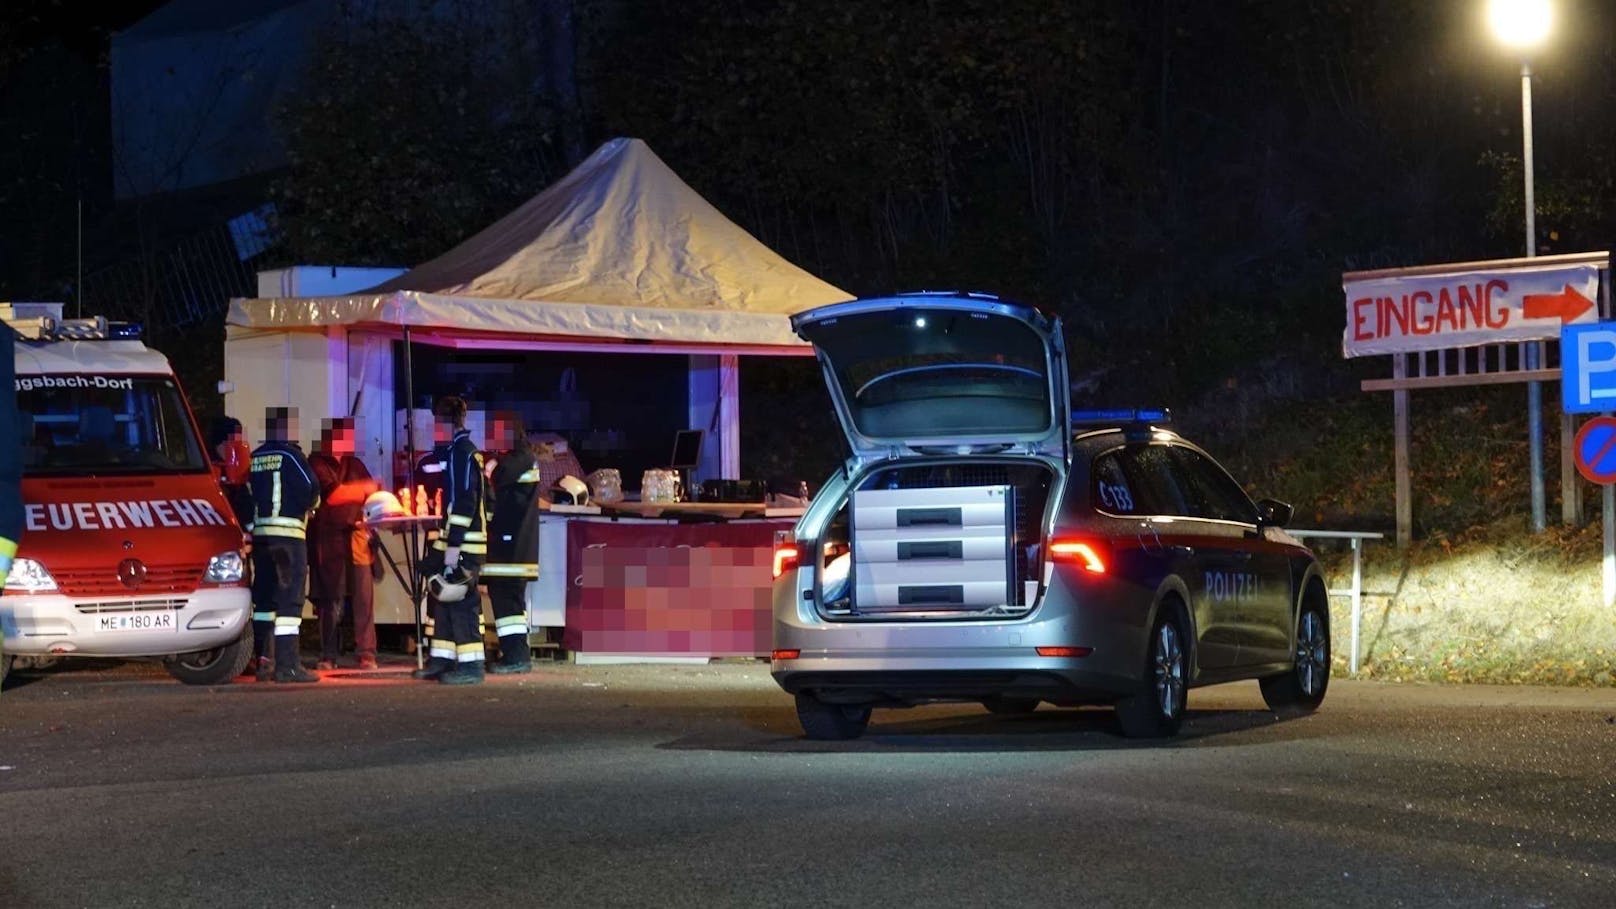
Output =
[{"x1": 223, "y1": 137, "x2": 850, "y2": 483}]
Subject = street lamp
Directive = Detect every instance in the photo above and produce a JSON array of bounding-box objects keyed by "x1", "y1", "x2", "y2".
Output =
[{"x1": 1488, "y1": 0, "x2": 1553, "y2": 532}]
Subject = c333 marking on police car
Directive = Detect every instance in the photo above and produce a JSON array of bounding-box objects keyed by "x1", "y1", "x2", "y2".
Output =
[
  {"x1": 1204, "y1": 570, "x2": 1258, "y2": 602},
  {"x1": 23, "y1": 499, "x2": 230, "y2": 532},
  {"x1": 1097, "y1": 479, "x2": 1134, "y2": 512}
]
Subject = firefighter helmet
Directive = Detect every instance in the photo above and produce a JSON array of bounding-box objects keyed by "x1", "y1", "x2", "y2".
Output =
[
  {"x1": 428, "y1": 564, "x2": 474, "y2": 603},
  {"x1": 363, "y1": 490, "x2": 407, "y2": 523},
  {"x1": 551, "y1": 474, "x2": 590, "y2": 506}
]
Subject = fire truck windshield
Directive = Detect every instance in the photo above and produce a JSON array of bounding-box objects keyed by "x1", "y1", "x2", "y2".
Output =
[{"x1": 17, "y1": 375, "x2": 208, "y2": 475}]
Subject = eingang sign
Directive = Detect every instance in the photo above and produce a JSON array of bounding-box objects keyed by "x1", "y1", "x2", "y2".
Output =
[{"x1": 1342, "y1": 262, "x2": 1597, "y2": 358}]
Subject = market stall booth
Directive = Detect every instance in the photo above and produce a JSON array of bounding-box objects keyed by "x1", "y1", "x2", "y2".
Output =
[{"x1": 222, "y1": 137, "x2": 849, "y2": 660}]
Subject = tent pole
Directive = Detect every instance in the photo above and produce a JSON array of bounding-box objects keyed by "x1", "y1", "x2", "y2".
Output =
[{"x1": 403, "y1": 324, "x2": 424, "y2": 670}]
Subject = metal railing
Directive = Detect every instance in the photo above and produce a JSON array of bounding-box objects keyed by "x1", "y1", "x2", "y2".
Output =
[{"x1": 1289, "y1": 529, "x2": 1386, "y2": 675}]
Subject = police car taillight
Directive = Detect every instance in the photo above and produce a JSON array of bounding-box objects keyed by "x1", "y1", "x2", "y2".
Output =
[
  {"x1": 1049, "y1": 537, "x2": 1108, "y2": 573},
  {"x1": 772, "y1": 530, "x2": 800, "y2": 579},
  {"x1": 1036, "y1": 646, "x2": 1093, "y2": 658}
]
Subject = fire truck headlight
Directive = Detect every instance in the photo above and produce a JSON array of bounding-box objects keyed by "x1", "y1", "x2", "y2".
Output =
[
  {"x1": 204, "y1": 551, "x2": 245, "y2": 584},
  {"x1": 6, "y1": 558, "x2": 59, "y2": 594}
]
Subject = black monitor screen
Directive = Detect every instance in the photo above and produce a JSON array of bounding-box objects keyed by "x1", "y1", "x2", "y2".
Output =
[{"x1": 670, "y1": 429, "x2": 704, "y2": 468}]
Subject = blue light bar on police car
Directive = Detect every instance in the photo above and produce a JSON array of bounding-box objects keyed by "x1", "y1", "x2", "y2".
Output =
[{"x1": 1071, "y1": 408, "x2": 1171, "y2": 425}]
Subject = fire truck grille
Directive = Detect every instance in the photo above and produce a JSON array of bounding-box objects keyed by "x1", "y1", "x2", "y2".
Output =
[
  {"x1": 74, "y1": 598, "x2": 189, "y2": 613},
  {"x1": 54, "y1": 565, "x2": 202, "y2": 599}
]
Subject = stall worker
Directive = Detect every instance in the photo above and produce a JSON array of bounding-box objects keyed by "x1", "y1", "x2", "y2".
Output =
[
  {"x1": 481, "y1": 413, "x2": 542, "y2": 674},
  {"x1": 247, "y1": 406, "x2": 321, "y2": 684},
  {"x1": 411, "y1": 416, "x2": 453, "y2": 515},
  {"x1": 414, "y1": 396, "x2": 489, "y2": 685},
  {"x1": 308, "y1": 417, "x2": 380, "y2": 670},
  {"x1": 1, "y1": 321, "x2": 22, "y2": 595}
]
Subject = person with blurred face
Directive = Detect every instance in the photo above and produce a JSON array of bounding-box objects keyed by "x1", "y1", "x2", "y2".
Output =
[
  {"x1": 207, "y1": 416, "x2": 254, "y2": 530},
  {"x1": 247, "y1": 407, "x2": 320, "y2": 683},
  {"x1": 414, "y1": 396, "x2": 488, "y2": 685},
  {"x1": 480, "y1": 414, "x2": 542, "y2": 674},
  {"x1": 308, "y1": 417, "x2": 379, "y2": 670}
]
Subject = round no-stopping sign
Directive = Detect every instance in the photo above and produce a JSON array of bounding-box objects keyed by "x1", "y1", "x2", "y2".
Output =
[{"x1": 1574, "y1": 416, "x2": 1616, "y2": 484}]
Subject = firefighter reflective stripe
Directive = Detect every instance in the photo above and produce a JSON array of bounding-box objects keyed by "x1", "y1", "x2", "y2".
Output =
[
  {"x1": 271, "y1": 471, "x2": 282, "y2": 517},
  {"x1": 274, "y1": 616, "x2": 302, "y2": 636},
  {"x1": 429, "y1": 639, "x2": 455, "y2": 660},
  {"x1": 481, "y1": 563, "x2": 538, "y2": 578},
  {"x1": 252, "y1": 610, "x2": 274, "y2": 623},
  {"x1": 455, "y1": 642, "x2": 483, "y2": 662},
  {"x1": 493, "y1": 614, "x2": 527, "y2": 636},
  {"x1": 447, "y1": 514, "x2": 473, "y2": 527},
  {"x1": 516, "y1": 468, "x2": 543, "y2": 484},
  {"x1": 419, "y1": 461, "x2": 445, "y2": 474},
  {"x1": 432, "y1": 538, "x2": 486, "y2": 555},
  {"x1": 252, "y1": 515, "x2": 309, "y2": 542}
]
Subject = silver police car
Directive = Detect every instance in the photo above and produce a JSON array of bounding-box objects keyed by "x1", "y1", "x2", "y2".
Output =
[{"x1": 771, "y1": 292, "x2": 1331, "y2": 739}]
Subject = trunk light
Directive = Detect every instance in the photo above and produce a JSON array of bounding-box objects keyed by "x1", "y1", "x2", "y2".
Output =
[
  {"x1": 772, "y1": 649, "x2": 801, "y2": 660},
  {"x1": 1035, "y1": 646, "x2": 1093, "y2": 658},
  {"x1": 1049, "y1": 538, "x2": 1107, "y2": 573}
]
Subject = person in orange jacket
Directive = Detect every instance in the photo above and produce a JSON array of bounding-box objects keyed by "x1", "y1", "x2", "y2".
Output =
[{"x1": 308, "y1": 417, "x2": 380, "y2": 670}]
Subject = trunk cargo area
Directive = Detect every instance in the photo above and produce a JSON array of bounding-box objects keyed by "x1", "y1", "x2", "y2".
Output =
[{"x1": 817, "y1": 460, "x2": 1056, "y2": 620}]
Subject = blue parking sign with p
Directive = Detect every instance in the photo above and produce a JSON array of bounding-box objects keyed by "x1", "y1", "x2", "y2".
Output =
[{"x1": 1561, "y1": 323, "x2": 1616, "y2": 414}]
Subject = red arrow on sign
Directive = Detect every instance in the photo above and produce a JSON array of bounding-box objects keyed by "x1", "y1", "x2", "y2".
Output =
[{"x1": 1523, "y1": 284, "x2": 1595, "y2": 323}]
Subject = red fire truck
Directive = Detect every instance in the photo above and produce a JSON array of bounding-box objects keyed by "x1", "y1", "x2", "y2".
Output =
[{"x1": 2, "y1": 304, "x2": 252, "y2": 685}]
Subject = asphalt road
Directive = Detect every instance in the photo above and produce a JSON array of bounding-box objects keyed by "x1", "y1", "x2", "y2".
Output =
[{"x1": 1, "y1": 658, "x2": 1613, "y2": 908}]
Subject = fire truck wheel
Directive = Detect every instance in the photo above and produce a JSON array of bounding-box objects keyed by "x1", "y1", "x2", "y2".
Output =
[{"x1": 163, "y1": 624, "x2": 253, "y2": 686}]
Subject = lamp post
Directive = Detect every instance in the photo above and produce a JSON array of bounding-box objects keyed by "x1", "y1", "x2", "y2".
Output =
[{"x1": 1487, "y1": 0, "x2": 1554, "y2": 533}]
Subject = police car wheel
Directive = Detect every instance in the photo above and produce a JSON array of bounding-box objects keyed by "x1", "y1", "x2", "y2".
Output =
[
  {"x1": 1115, "y1": 605, "x2": 1188, "y2": 739},
  {"x1": 163, "y1": 624, "x2": 253, "y2": 686},
  {"x1": 982, "y1": 697, "x2": 1040, "y2": 715},
  {"x1": 1260, "y1": 594, "x2": 1331, "y2": 714},
  {"x1": 795, "y1": 693, "x2": 871, "y2": 740}
]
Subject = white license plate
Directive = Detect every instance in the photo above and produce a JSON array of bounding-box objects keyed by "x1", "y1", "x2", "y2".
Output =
[{"x1": 95, "y1": 611, "x2": 177, "y2": 633}]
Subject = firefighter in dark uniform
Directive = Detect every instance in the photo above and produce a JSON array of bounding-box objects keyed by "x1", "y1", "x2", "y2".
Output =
[
  {"x1": 1, "y1": 321, "x2": 23, "y2": 594},
  {"x1": 414, "y1": 396, "x2": 488, "y2": 685},
  {"x1": 410, "y1": 436, "x2": 450, "y2": 656},
  {"x1": 247, "y1": 407, "x2": 321, "y2": 684},
  {"x1": 481, "y1": 414, "x2": 543, "y2": 674}
]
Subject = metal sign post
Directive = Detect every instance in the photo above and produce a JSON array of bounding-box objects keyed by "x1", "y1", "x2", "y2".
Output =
[{"x1": 1563, "y1": 332, "x2": 1616, "y2": 609}]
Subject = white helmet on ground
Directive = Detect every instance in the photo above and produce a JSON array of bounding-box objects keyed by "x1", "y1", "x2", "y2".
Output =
[{"x1": 364, "y1": 490, "x2": 407, "y2": 523}]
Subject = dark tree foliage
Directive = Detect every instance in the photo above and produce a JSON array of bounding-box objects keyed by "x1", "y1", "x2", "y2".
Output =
[
  {"x1": 270, "y1": 1, "x2": 569, "y2": 265},
  {"x1": 265, "y1": 0, "x2": 1616, "y2": 481}
]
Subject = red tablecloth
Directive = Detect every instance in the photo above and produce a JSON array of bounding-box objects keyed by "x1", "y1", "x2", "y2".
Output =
[{"x1": 562, "y1": 520, "x2": 789, "y2": 656}]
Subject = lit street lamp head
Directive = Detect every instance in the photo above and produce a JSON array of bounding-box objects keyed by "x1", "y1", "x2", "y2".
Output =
[{"x1": 1487, "y1": 0, "x2": 1553, "y2": 50}]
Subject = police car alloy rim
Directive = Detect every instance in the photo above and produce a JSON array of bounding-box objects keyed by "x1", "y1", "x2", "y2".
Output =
[
  {"x1": 1154, "y1": 622, "x2": 1184, "y2": 718},
  {"x1": 1296, "y1": 610, "x2": 1328, "y2": 697}
]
